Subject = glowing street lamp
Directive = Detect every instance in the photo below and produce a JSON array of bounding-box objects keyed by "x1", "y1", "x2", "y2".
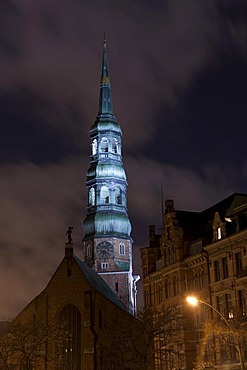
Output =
[{"x1": 186, "y1": 296, "x2": 245, "y2": 370}]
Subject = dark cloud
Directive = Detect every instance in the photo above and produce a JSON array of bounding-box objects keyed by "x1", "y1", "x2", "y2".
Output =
[{"x1": 0, "y1": 0, "x2": 247, "y2": 319}]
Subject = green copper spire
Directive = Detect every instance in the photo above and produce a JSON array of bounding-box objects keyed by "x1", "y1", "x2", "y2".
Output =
[
  {"x1": 83, "y1": 39, "x2": 135, "y2": 313},
  {"x1": 97, "y1": 37, "x2": 114, "y2": 118}
]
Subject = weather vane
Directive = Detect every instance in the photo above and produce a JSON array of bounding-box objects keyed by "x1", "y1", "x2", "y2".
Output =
[{"x1": 66, "y1": 226, "x2": 73, "y2": 244}]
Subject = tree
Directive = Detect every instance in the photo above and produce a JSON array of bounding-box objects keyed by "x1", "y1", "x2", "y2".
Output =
[
  {"x1": 194, "y1": 307, "x2": 247, "y2": 370},
  {"x1": 99, "y1": 305, "x2": 191, "y2": 370},
  {"x1": 0, "y1": 320, "x2": 69, "y2": 370}
]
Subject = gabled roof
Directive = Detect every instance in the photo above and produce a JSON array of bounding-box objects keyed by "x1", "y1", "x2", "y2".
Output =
[
  {"x1": 72, "y1": 255, "x2": 127, "y2": 311},
  {"x1": 175, "y1": 193, "x2": 247, "y2": 244}
]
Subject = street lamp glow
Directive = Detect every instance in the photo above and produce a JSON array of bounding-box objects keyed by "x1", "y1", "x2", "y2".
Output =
[
  {"x1": 186, "y1": 296, "x2": 199, "y2": 306},
  {"x1": 186, "y1": 295, "x2": 245, "y2": 370}
]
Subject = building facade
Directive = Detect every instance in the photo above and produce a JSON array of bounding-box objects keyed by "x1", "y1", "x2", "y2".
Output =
[
  {"x1": 0, "y1": 241, "x2": 139, "y2": 370},
  {"x1": 141, "y1": 193, "x2": 247, "y2": 370},
  {"x1": 82, "y1": 40, "x2": 136, "y2": 313}
]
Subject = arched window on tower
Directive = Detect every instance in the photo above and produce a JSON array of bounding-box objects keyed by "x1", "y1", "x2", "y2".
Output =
[
  {"x1": 115, "y1": 187, "x2": 122, "y2": 205},
  {"x1": 100, "y1": 186, "x2": 109, "y2": 204},
  {"x1": 89, "y1": 188, "x2": 95, "y2": 206},
  {"x1": 92, "y1": 139, "x2": 97, "y2": 155},
  {"x1": 112, "y1": 138, "x2": 118, "y2": 154},
  {"x1": 87, "y1": 244, "x2": 92, "y2": 257},
  {"x1": 119, "y1": 243, "x2": 125, "y2": 255},
  {"x1": 100, "y1": 137, "x2": 108, "y2": 153},
  {"x1": 59, "y1": 304, "x2": 81, "y2": 370}
]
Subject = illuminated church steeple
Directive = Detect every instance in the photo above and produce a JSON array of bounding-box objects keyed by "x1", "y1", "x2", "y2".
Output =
[{"x1": 83, "y1": 39, "x2": 136, "y2": 313}]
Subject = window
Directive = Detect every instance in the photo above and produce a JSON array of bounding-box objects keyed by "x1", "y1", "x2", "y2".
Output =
[
  {"x1": 101, "y1": 137, "x2": 108, "y2": 152},
  {"x1": 59, "y1": 304, "x2": 81, "y2": 370},
  {"x1": 172, "y1": 248, "x2": 176, "y2": 263},
  {"x1": 112, "y1": 138, "x2": 118, "y2": 153},
  {"x1": 216, "y1": 294, "x2": 232, "y2": 318},
  {"x1": 165, "y1": 278, "x2": 170, "y2": 298},
  {"x1": 235, "y1": 251, "x2": 242, "y2": 274},
  {"x1": 115, "y1": 282, "x2": 119, "y2": 292},
  {"x1": 144, "y1": 290, "x2": 150, "y2": 307},
  {"x1": 184, "y1": 274, "x2": 188, "y2": 292},
  {"x1": 89, "y1": 188, "x2": 95, "y2": 206},
  {"x1": 173, "y1": 275, "x2": 179, "y2": 295},
  {"x1": 199, "y1": 269, "x2": 204, "y2": 289},
  {"x1": 158, "y1": 285, "x2": 163, "y2": 304},
  {"x1": 214, "y1": 260, "x2": 220, "y2": 282},
  {"x1": 238, "y1": 289, "x2": 246, "y2": 314},
  {"x1": 222, "y1": 256, "x2": 228, "y2": 279},
  {"x1": 119, "y1": 243, "x2": 125, "y2": 255},
  {"x1": 194, "y1": 272, "x2": 199, "y2": 291},
  {"x1": 100, "y1": 186, "x2": 110, "y2": 204},
  {"x1": 217, "y1": 227, "x2": 222, "y2": 240},
  {"x1": 178, "y1": 343, "x2": 184, "y2": 369},
  {"x1": 115, "y1": 187, "x2": 122, "y2": 205},
  {"x1": 101, "y1": 262, "x2": 109, "y2": 269},
  {"x1": 87, "y1": 244, "x2": 92, "y2": 257},
  {"x1": 92, "y1": 139, "x2": 97, "y2": 155}
]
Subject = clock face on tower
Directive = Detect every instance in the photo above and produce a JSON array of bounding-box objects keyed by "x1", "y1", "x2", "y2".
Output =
[{"x1": 96, "y1": 241, "x2": 114, "y2": 258}]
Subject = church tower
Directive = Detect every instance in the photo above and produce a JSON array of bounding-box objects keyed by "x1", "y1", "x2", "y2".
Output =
[{"x1": 83, "y1": 39, "x2": 135, "y2": 313}]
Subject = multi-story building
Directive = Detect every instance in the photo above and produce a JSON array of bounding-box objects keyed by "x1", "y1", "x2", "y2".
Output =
[
  {"x1": 82, "y1": 39, "x2": 137, "y2": 313},
  {"x1": 141, "y1": 193, "x2": 247, "y2": 370}
]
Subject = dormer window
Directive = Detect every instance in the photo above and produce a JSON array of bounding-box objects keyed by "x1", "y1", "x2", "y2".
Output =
[{"x1": 213, "y1": 212, "x2": 225, "y2": 241}]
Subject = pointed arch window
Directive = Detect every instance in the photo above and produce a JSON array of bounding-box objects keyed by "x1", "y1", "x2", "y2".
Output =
[
  {"x1": 92, "y1": 139, "x2": 97, "y2": 155},
  {"x1": 59, "y1": 304, "x2": 81, "y2": 370},
  {"x1": 101, "y1": 137, "x2": 108, "y2": 153},
  {"x1": 100, "y1": 186, "x2": 109, "y2": 204}
]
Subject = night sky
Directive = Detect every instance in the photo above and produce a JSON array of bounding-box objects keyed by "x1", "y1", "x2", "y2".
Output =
[{"x1": 1, "y1": 0, "x2": 247, "y2": 320}]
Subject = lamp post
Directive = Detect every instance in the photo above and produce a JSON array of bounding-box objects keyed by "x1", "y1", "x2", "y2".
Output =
[{"x1": 186, "y1": 296, "x2": 245, "y2": 370}]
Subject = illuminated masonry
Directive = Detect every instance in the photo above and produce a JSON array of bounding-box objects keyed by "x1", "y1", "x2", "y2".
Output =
[{"x1": 82, "y1": 39, "x2": 137, "y2": 313}]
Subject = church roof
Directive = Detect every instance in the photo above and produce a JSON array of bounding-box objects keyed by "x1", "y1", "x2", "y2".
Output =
[{"x1": 72, "y1": 255, "x2": 127, "y2": 311}]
